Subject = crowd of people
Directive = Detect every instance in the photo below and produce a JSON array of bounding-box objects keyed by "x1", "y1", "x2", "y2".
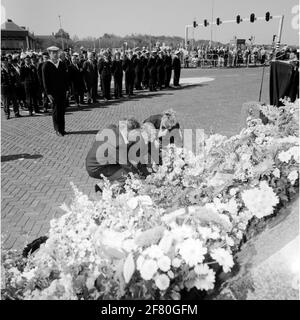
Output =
[
  {"x1": 183, "y1": 45, "x2": 299, "y2": 68},
  {"x1": 1, "y1": 46, "x2": 182, "y2": 127}
]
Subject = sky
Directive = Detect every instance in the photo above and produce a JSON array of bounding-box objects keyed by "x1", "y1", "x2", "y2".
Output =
[{"x1": 1, "y1": 0, "x2": 299, "y2": 45}]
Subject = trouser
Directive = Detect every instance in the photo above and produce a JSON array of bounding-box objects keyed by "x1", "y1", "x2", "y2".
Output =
[
  {"x1": 1, "y1": 86, "x2": 19, "y2": 116},
  {"x1": 74, "y1": 92, "x2": 84, "y2": 105},
  {"x1": 173, "y1": 69, "x2": 181, "y2": 86},
  {"x1": 42, "y1": 91, "x2": 49, "y2": 110},
  {"x1": 134, "y1": 73, "x2": 143, "y2": 90},
  {"x1": 87, "y1": 165, "x2": 133, "y2": 184},
  {"x1": 157, "y1": 70, "x2": 164, "y2": 89},
  {"x1": 24, "y1": 83, "x2": 38, "y2": 112},
  {"x1": 125, "y1": 73, "x2": 134, "y2": 95},
  {"x1": 114, "y1": 75, "x2": 123, "y2": 98},
  {"x1": 164, "y1": 67, "x2": 171, "y2": 87},
  {"x1": 15, "y1": 85, "x2": 26, "y2": 106},
  {"x1": 93, "y1": 79, "x2": 98, "y2": 101},
  {"x1": 101, "y1": 76, "x2": 111, "y2": 99},
  {"x1": 142, "y1": 70, "x2": 149, "y2": 88},
  {"x1": 52, "y1": 93, "x2": 66, "y2": 134}
]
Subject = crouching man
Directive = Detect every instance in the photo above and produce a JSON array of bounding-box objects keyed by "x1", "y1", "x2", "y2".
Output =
[{"x1": 86, "y1": 118, "x2": 144, "y2": 193}]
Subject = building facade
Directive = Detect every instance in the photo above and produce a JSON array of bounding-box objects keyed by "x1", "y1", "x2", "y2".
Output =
[{"x1": 1, "y1": 19, "x2": 37, "y2": 53}]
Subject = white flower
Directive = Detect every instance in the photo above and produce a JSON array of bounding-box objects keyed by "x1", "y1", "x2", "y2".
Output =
[
  {"x1": 225, "y1": 235, "x2": 235, "y2": 247},
  {"x1": 288, "y1": 170, "x2": 298, "y2": 185},
  {"x1": 143, "y1": 245, "x2": 164, "y2": 259},
  {"x1": 140, "y1": 259, "x2": 158, "y2": 280},
  {"x1": 157, "y1": 255, "x2": 171, "y2": 272},
  {"x1": 241, "y1": 181, "x2": 279, "y2": 218},
  {"x1": 167, "y1": 270, "x2": 175, "y2": 279},
  {"x1": 155, "y1": 274, "x2": 170, "y2": 291},
  {"x1": 158, "y1": 233, "x2": 173, "y2": 254},
  {"x1": 137, "y1": 195, "x2": 153, "y2": 206},
  {"x1": 278, "y1": 150, "x2": 292, "y2": 163},
  {"x1": 211, "y1": 248, "x2": 234, "y2": 273},
  {"x1": 193, "y1": 268, "x2": 215, "y2": 291},
  {"x1": 289, "y1": 146, "x2": 299, "y2": 163},
  {"x1": 172, "y1": 257, "x2": 182, "y2": 268},
  {"x1": 272, "y1": 168, "x2": 281, "y2": 178},
  {"x1": 136, "y1": 255, "x2": 145, "y2": 271},
  {"x1": 229, "y1": 188, "x2": 238, "y2": 196},
  {"x1": 127, "y1": 198, "x2": 138, "y2": 210},
  {"x1": 194, "y1": 263, "x2": 210, "y2": 275},
  {"x1": 176, "y1": 238, "x2": 207, "y2": 267},
  {"x1": 197, "y1": 226, "x2": 212, "y2": 240}
]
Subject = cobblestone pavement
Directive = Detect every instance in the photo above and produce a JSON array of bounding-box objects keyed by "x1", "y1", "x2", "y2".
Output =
[{"x1": 1, "y1": 67, "x2": 270, "y2": 250}]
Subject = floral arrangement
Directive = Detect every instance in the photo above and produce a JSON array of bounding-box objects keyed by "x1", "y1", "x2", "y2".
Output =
[{"x1": 1, "y1": 99, "x2": 299, "y2": 300}]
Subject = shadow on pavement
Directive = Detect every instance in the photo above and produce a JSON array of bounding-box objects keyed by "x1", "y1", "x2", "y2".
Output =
[
  {"x1": 66, "y1": 130, "x2": 99, "y2": 135},
  {"x1": 1, "y1": 153, "x2": 43, "y2": 162}
]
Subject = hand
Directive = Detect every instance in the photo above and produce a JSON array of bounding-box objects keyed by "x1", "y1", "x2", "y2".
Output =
[{"x1": 47, "y1": 95, "x2": 54, "y2": 104}]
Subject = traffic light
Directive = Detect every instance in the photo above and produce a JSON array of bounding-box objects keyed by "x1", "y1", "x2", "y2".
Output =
[
  {"x1": 265, "y1": 11, "x2": 271, "y2": 21},
  {"x1": 236, "y1": 15, "x2": 241, "y2": 24},
  {"x1": 250, "y1": 13, "x2": 255, "y2": 23},
  {"x1": 204, "y1": 19, "x2": 208, "y2": 27},
  {"x1": 193, "y1": 20, "x2": 197, "y2": 28},
  {"x1": 216, "y1": 17, "x2": 221, "y2": 25}
]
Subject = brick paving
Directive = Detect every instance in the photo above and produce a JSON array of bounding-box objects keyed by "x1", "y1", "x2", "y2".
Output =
[{"x1": 1, "y1": 67, "x2": 270, "y2": 250}]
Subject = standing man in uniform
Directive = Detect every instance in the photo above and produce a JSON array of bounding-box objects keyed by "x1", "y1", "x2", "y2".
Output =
[
  {"x1": 111, "y1": 51, "x2": 123, "y2": 99},
  {"x1": 141, "y1": 50, "x2": 149, "y2": 89},
  {"x1": 156, "y1": 51, "x2": 165, "y2": 90},
  {"x1": 98, "y1": 52, "x2": 112, "y2": 101},
  {"x1": 20, "y1": 55, "x2": 40, "y2": 115},
  {"x1": 122, "y1": 50, "x2": 135, "y2": 97},
  {"x1": 163, "y1": 48, "x2": 172, "y2": 88},
  {"x1": 83, "y1": 52, "x2": 98, "y2": 104},
  {"x1": 42, "y1": 46, "x2": 68, "y2": 136},
  {"x1": 37, "y1": 51, "x2": 50, "y2": 113},
  {"x1": 68, "y1": 53, "x2": 85, "y2": 107},
  {"x1": 147, "y1": 49, "x2": 158, "y2": 91},
  {"x1": 172, "y1": 50, "x2": 181, "y2": 87},
  {"x1": 133, "y1": 51, "x2": 143, "y2": 90},
  {"x1": 1, "y1": 56, "x2": 20, "y2": 119}
]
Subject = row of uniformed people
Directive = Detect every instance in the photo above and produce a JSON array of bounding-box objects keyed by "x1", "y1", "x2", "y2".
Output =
[{"x1": 1, "y1": 47, "x2": 182, "y2": 119}]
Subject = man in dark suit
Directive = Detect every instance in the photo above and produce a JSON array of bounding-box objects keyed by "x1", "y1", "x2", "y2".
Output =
[
  {"x1": 111, "y1": 51, "x2": 123, "y2": 99},
  {"x1": 163, "y1": 48, "x2": 172, "y2": 88},
  {"x1": 147, "y1": 50, "x2": 158, "y2": 91},
  {"x1": 86, "y1": 118, "x2": 142, "y2": 192},
  {"x1": 20, "y1": 55, "x2": 40, "y2": 115},
  {"x1": 141, "y1": 51, "x2": 149, "y2": 89},
  {"x1": 133, "y1": 51, "x2": 143, "y2": 90},
  {"x1": 156, "y1": 51, "x2": 165, "y2": 90},
  {"x1": 37, "y1": 51, "x2": 50, "y2": 113},
  {"x1": 83, "y1": 52, "x2": 98, "y2": 103},
  {"x1": 122, "y1": 50, "x2": 135, "y2": 97},
  {"x1": 68, "y1": 53, "x2": 85, "y2": 107},
  {"x1": 98, "y1": 52, "x2": 112, "y2": 100},
  {"x1": 172, "y1": 50, "x2": 181, "y2": 87},
  {"x1": 42, "y1": 46, "x2": 69, "y2": 136},
  {"x1": 1, "y1": 56, "x2": 20, "y2": 119}
]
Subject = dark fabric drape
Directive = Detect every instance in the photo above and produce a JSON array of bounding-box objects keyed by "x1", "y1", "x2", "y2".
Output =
[{"x1": 270, "y1": 61, "x2": 299, "y2": 107}]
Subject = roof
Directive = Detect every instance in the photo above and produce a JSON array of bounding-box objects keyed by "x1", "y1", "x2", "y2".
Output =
[{"x1": 1, "y1": 19, "x2": 27, "y2": 32}]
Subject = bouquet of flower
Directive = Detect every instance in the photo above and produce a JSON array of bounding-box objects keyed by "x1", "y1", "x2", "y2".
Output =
[{"x1": 1, "y1": 99, "x2": 298, "y2": 300}]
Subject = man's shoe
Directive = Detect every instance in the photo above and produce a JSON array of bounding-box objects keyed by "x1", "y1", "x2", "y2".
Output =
[
  {"x1": 55, "y1": 131, "x2": 63, "y2": 137},
  {"x1": 15, "y1": 113, "x2": 21, "y2": 118},
  {"x1": 94, "y1": 184, "x2": 103, "y2": 194},
  {"x1": 6, "y1": 114, "x2": 10, "y2": 120}
]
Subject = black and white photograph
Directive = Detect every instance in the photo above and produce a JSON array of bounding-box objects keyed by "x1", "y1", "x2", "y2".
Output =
[{"x1": 0, "y1": 0, "x2": 299, "y2": 305}]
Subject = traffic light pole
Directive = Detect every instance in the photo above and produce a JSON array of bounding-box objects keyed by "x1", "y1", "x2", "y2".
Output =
[
  {"x1": 190, "y1": 14, "x2": 284, "y2": 48},
  {"x1": 185, "y1": 25, "x2": 193, "y2": 48}
]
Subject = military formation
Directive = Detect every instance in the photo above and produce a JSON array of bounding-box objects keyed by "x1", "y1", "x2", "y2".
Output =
[{"x1": 1, "y1": 46, "x2": 182, "y2": 135}]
